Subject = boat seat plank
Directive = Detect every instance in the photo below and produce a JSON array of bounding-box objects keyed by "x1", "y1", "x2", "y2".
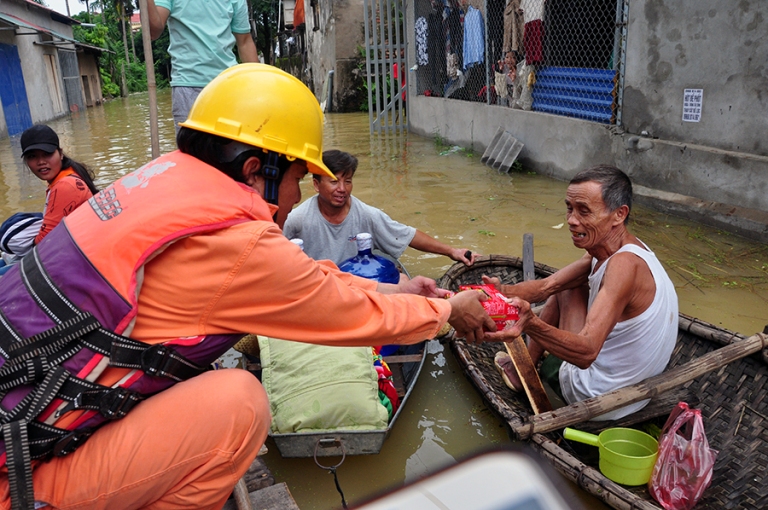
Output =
[
  {"x1": 223, "y1": 483, "x2": 299, "y2": 510},
  {"x1": 383, "y1": 354, "x2": 423, "y2": 364},
  {"x1": 241, "y1": 457, "x2": 275, "y2": 493}
]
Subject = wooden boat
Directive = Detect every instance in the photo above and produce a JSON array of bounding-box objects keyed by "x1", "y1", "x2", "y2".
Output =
[
  {"x1": 437, "y1": 255, "x2": 768, "y2": 510},
  {"x1": 269, "y1": 258, "x2": 428, "y2": 459}
]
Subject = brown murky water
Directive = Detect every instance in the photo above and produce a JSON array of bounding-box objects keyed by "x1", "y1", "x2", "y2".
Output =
[{"x1": 1, "y1": 89, "x2": 765, "y2": 510}]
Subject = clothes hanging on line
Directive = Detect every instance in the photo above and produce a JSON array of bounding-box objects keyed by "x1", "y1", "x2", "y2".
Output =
[{"x1": 462, "y1": 6, "x2": 485, "y2": 70}]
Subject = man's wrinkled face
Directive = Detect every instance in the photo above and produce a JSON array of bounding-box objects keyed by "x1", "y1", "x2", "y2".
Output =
[
  {"x1": 565, "y1": 181, "x2": 614, "y2": 250},
  {"x1": 275, "y1": 162, "x2": 308, "y2": 228},
  {"x1": 313, "y1": 171, "x2": 353, "y2": 209}
]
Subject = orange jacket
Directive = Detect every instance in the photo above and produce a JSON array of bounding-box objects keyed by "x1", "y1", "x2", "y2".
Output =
[
  {"x1": 66, "y1": 149, "x2": 450, "y2": 398},
  {"x1": 35, "y1": 168, "x2": 92, "y2": 244}
]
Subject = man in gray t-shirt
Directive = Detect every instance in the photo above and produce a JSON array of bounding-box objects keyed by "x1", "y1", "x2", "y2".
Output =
[{"x1": 283, "y1": 150, "x2": 479, "y2": 266}]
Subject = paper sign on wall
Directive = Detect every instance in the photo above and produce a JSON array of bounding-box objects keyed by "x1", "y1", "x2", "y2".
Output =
[{"x1": 683, "y1": 89, "x2": 703, "y2": 122}]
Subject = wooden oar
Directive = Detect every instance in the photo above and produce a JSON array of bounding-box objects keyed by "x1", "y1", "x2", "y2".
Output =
[
  {"x1": 504, "y1": 234, "x2": 553, "y2": 415},
  {"x1": 512, "y1": 332, "x2": 768, "y2": 439}
]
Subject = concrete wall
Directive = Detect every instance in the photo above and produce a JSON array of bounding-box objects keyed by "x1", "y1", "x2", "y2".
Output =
[
  {"x1": 407, "y1": 0, "x2": 768, "y2": 242},
  {"x1": 306, "y1": 0, "x2": 365, "y2": 111},
  {"x1": 306, "y1": 0, "x2": 336, "y2": 96},
  {"x1": 1, "y1": 0, "x2": 72, "y2": 124},
  {"x1": 623, "y1": 0, "x2": 767, "y2": 156}
]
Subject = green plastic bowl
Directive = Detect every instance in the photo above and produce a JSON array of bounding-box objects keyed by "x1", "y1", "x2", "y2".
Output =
[{"x1": 564, "y1": 427, "x2": 658, "y2": 486}]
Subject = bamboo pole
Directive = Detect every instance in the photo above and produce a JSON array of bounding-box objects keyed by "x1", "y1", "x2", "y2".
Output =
[
  {"x1": 512, "y1": 332, "x2": 768, "y2": 439},
  {"x1": 138, "y1": 0, "x2": 160, "y2": 159}
]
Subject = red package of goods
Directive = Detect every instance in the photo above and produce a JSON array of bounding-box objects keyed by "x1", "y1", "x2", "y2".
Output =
[{"x1": 458, "y1": 284, "x2": 519, "y2": 330}]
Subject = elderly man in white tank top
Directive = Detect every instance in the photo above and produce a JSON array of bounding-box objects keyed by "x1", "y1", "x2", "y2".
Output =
[{"x1": 485, "y1": 165, "x2": 678, "y2": 420}]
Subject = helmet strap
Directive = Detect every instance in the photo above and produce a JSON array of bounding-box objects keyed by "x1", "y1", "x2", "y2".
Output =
[{"x1": 262, "y1": 151, "x2": 283, "y2": 206}]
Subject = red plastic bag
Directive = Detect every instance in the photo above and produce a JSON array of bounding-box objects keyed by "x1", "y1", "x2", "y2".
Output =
[{"x1": 649, "y1": 402, "x2": 718, "y2": 510}]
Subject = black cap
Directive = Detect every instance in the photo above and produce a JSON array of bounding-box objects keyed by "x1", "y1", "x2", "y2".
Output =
[{"x1": 20, "y1": 125, "x2": 60, "y2": 157}]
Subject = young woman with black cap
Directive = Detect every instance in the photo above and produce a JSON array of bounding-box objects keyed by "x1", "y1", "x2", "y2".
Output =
[
  {"x1": 19, "y1": 124, "x2": 98, "y2": 243},
  {"x1": 0, "y1": 125, "x2": 99, "y2": 275}
]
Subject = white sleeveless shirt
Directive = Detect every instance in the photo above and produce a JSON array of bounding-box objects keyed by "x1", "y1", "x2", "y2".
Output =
[{"x1": 559, "y1": 242, "x2": 678, "y2": 421}]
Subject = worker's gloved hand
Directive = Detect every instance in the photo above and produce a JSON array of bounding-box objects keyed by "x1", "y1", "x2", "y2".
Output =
[{"x1": 447, "y1": 290, "x2": 496, "y2": 344}]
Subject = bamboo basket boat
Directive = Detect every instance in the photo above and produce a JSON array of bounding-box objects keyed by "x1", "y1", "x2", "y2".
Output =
[{"x1": 437, "y1": 255, "x2": 768, "y2": 510}]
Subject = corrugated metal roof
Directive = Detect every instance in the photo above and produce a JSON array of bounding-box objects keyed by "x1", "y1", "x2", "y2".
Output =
[
  {"x1": 0, "y1": 10, "x2": 77, "y2": 43},
  {"x1": 21, "y1": 0, "x2": 80, "y2": 25},
  {"x1": 0, "y1": 10, "x2": 109, "y2": 53}
]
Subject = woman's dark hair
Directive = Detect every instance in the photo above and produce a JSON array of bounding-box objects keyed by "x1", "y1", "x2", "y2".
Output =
[
  {"x1": 177, "y1": 127, "x2": 293, "y2": 182},
  {"x1": 62, "y1": 154, "x2": 99, "y2": 195},
  {"x1": 570, "y1": 165, "x2": 633, "y2": 224}
]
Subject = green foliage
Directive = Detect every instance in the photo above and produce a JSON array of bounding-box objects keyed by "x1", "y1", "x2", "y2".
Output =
[
  {"x1": 125, "y1": 61, "x2": 148, "y2": 92},
  {"x1": 251, "y1": 0, "x2": 279, "y2": 64},
  {"x1": 100, "y1": 67, "x2": 120, "y2": 97},
  {"x1": 71, "y1": 8, "x2": 171, "y2": 96},
  {"x1": 73, "y1": 17, "x2": 109, "y2": 47},
  {"x1": 359, "y1": 74, "x2": 392, "y2": 112},
  {"x1": 433, "y1": 130, "x2": 446, "y2": 148},
  {"x1": 355, "y1": 46, "x2": 394, "y2": 112}
]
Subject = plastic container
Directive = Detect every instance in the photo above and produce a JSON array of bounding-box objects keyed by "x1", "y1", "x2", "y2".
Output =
[
  {"x1": 290, "y1": 238, "x2": 304, "y2": 251},
  {"x1": 338, "y1": 233, "x2": 400, "y2": 284},
  {"x1": 563, "y1": 427, "x2": 658, "y2": 486},
  {"x1": 339, "y1": 233, "x2": 400, "y2": 356}
]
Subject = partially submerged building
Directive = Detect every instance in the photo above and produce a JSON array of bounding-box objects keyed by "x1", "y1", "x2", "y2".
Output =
[
  {"x1": 401, "y1": 0, "x2": 768, "y2": 241},
  {"x1": 301, "y1": 0, "x2": 367, "y2": 111},
  {"x1": 0, "y1": 0, "x2": 106, "y2": 137}
]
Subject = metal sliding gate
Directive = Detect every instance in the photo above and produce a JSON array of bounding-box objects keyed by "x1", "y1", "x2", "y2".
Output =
[{"x1": 363, "y1": 0, "x2": 407, "y2": 133}]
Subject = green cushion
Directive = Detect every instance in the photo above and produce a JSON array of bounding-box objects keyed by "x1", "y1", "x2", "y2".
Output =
[{"x1": 259, "y1": 337, "x2": 389, "y2": 434}]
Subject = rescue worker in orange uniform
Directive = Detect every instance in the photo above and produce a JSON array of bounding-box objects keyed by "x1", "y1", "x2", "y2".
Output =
[{"x1": 0, "y1": 64, "x2": 494, "y2": 510}]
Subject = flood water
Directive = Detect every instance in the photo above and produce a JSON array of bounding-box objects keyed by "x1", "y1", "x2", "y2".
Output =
[{"x1": 1, "y1": 89, "x2": 765, "y2": 510}]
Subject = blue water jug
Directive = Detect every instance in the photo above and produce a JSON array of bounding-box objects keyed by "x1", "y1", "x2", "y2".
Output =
[{"x1": 338, "y1": 232, "x2": 400, "y2": 284}]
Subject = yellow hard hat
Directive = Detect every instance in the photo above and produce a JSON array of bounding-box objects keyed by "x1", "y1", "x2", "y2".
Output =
[{"x1": 180, "y1": 63, "x2": 334, "y2": 179}]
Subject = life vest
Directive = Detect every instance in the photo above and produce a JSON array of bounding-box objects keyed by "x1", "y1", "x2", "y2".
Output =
[{"x1": 0, "y1": 151, "x2": 272, "y2": 508}]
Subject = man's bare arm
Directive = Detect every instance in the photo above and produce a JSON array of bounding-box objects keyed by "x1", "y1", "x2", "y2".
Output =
[
  {"x1": 234, "y1": 33, "x2": 259, "y2": 62},
  {"x1": 145, "y1": 0, "x2": 170, "y2": 40},
  {"x1": 485, "y1": 252, "x2": 592, "y2": 303},
  {"x1": 485, "y1": 252, "x2": 646, "y2": 367},
  {"x1": 409, "y1": 230, "x2": 478, "y2": 265}
]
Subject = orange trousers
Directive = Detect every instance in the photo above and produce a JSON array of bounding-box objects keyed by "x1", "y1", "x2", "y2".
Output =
[{"x1": 0, "y1": 369, "x2": 270, "y2": 510}]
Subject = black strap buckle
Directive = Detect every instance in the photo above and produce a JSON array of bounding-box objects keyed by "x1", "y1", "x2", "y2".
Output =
[
  {"x1": 262, "y1": 151, "x2": 281, "y2": 180},
  {"x1": 140, "y1": 344, "x2": 173, "y2": 377},
  {"x1": 52, "y1": 428, "x2": 94, "y2": 457},
  {"x1": 263, "y1": 164, "x2": 280, "y2": 180},
  {"x1": 97, "y1": 387, "x2": 140, "y2": 420}
]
